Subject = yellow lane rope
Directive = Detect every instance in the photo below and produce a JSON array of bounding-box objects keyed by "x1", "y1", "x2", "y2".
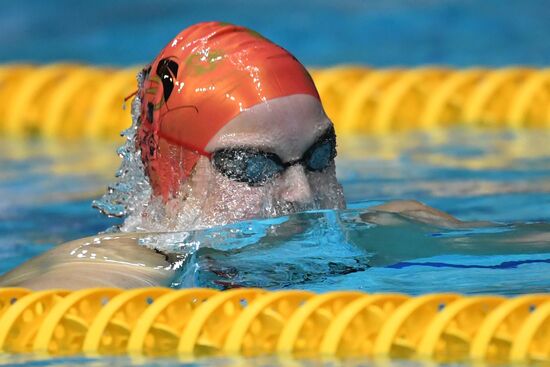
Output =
[
  {"x1": 1, "y1": 64, "x2": 550, "y2": 139},
  {"x1": 0, "y1": 288, "x2": 547, "y2": 363}
]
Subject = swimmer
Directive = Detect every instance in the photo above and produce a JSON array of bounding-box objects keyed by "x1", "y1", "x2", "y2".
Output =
[{"x1": 0, "y1": 22, "x2": 473, "y2": 290}]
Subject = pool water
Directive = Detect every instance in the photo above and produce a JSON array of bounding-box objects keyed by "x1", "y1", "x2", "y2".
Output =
[
  {"x1": 4, "y1": 0, "x2": 550, "y2": 67},
  {"x1": 0, "y1": 128, "x2": 549, "y2": 365}
]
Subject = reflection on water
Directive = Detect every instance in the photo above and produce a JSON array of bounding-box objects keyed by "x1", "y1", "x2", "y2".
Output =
[
  {"x1": 338, "y1": 128, "x2": 550, "y2": 165},
  {"x1": 337, "y1": 129, "x2": 550, "y2": 222},
  {"x1": 0, "y1": 138, "x2": 119, "y2": 208},
  {"x1": 0, "y1": 352, "x2": 536, "y2": 367}
]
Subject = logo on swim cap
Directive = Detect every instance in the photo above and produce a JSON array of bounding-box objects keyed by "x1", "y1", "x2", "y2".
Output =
[{"x1": 186, "y1": 49, "x2": 225, "y2": 76}]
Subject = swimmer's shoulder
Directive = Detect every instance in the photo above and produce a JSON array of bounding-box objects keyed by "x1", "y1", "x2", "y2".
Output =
[
  {"x1": 369, "y1": 200, "x2": 491, "y2": 228},
  {"x1": 0, "y1": 232, "x2": 176, "y2": 290}
]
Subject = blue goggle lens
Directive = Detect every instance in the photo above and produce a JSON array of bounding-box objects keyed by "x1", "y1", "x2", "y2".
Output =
[{"x1": 211, "y1": 128, "x2": 336, "y2": 186}]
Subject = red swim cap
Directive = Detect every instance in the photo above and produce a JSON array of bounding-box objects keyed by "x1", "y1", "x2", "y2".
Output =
[{"x1": 137, "y1": 21, "x2": 320, "y2": 200}]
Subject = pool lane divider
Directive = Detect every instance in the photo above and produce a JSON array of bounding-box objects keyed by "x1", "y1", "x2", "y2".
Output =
[
  {"x1": 1, "y1": 64, "x2": 550, "y2": 139},
  {"x1": 0, "y1": 288, "x2": 547, "y2": 362}
]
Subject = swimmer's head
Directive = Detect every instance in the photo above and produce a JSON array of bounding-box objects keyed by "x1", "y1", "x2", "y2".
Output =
[{"x1": 136, "y1": 21, "x2": 344, "y2": 226}]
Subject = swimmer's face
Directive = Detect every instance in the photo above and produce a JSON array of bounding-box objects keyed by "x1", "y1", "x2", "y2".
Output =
[{"x1": 175, "y1": 94, "x2": 345, "y2": 227}]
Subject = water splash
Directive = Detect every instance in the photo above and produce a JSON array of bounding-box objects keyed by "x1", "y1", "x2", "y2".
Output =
[
  {"x1": 92, "y1": 70, "x2": 152, "y2": 223},
  {"x1": 91, "y1": 71, "x2": 204, "y2": 232}
]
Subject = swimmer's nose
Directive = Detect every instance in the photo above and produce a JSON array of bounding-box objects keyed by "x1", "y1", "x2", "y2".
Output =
[{"x1": 279, "y1": 165, "x2": 313, "y2": 204}]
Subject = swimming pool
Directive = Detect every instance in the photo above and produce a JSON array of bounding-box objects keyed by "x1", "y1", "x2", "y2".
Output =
[
  {"x1": 1, "y1": 128, "x2": 549, "y2": 365},
  {"x1": 1, "y1": 0, "x2": 549, "y2": 364}
]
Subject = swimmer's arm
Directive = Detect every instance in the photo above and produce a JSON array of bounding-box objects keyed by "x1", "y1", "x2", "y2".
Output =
[
  {"x1": 367, "y1": 200, "x2": 491, "y2": 228},
  {"x1": 0, "y1": 234, "x2": 177, "y2": 290}
]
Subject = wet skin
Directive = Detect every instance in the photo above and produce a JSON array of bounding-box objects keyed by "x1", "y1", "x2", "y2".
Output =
[
  {"x1": 0, "y1": 233, "x2": 175, "y2": 290},
  {"x1": 0, "y1": 95, "x2": 472, "y2": 290}
]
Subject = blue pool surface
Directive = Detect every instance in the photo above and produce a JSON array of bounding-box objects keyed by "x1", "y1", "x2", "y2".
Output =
[{"x1": 2, "y1": 0, "x2": 550, "y2": 67}]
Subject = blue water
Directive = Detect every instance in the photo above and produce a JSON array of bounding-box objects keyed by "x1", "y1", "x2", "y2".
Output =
[{"x1": 2, "y1": 0, "x2": 550, "y2": 67}]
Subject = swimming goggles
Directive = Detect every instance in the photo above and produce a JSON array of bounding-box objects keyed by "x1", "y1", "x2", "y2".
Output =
[{"x1": 211, "y1": 127, "x2": 337, "y2": 186}]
